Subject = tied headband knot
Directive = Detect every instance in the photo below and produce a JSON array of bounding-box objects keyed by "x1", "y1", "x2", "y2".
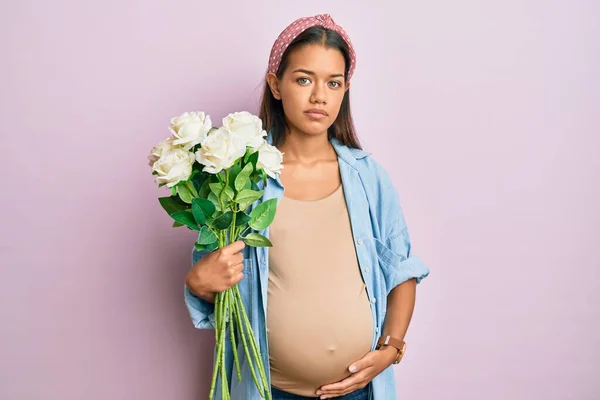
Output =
[
  {"x1": 267, "y1": 14, "x2": 356, "y2": 83},
  {"x1": 314, "y1": 13, "x2": 335, "y2": 28}
]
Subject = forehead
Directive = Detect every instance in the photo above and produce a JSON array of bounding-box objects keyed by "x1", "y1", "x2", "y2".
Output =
[{"x1": 285, "y1": 44, "x2": 346, "y2": 74}]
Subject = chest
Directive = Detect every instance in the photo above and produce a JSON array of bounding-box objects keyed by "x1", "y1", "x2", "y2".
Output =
[
  {"x1": 252, "y1": 158, "x2": 387, "y2": 326},
  {"x1": 279, "y1": 160, "x2": 341, "y2": 201}
]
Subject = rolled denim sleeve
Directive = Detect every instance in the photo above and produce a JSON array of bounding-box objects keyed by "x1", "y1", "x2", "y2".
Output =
[
  {"x1": 383, "y1": 226, "x2": 430, "y2": 288},
  {"x1": 184, "y1": 248, "x2": 215, "y2": 329},
  {"x1": 375, "y1": 163, "x2": 430, "y2": 294}
]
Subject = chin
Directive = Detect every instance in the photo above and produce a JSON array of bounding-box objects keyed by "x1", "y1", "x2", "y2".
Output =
[
  {"x1": 303, "y1": 127, "x2": 328, "y2": 136},
  {"x1": 286, "y1": 114, "x2": 332, "y2": 137},
  {"x1": 298, "y1": 121, "x2": 332, "y2": 136}
]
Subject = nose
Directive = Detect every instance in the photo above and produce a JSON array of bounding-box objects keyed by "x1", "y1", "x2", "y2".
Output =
[{"x1": 310, "y1": 83, "x2": 327, "y2": 104}]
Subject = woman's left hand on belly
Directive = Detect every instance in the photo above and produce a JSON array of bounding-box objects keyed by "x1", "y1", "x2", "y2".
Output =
[{"x1": 315, "y1": 346, "x2": 398, "y2": 399}]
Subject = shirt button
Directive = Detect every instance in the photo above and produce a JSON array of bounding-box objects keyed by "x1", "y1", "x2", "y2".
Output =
[
  {"x1": 357, "y1": 238, "x2": 363, "y2": 245},
  {"x1": 365, "y1": 267, "x2": 370, "y2": 273},
  {"x1": 371, "y1": 297, "x2": 376, "y2": 304},
  {"x1": 375, "y1": 327, "x2": 379, "y2": 333},
  {"x1": 261, "y1": 255, "x2": 266, "y2": 264}
]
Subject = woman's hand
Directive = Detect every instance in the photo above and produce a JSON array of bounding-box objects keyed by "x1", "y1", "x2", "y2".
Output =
[
  {"x1": 315, "y1": 346, "x2": 398, "y2": 399},
  {"x1": 185, "y1": 240, "x2": 246, "y2": 303}
]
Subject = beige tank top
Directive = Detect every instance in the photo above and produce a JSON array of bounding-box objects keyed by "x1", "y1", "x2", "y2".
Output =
[{"x1": 267, "y1": 184, "x2": 373, "y2": 396}]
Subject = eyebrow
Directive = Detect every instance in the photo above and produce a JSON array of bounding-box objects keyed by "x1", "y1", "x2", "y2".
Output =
[{"x1": 292, "y1": 68, "x2": 345, "y2": 79}]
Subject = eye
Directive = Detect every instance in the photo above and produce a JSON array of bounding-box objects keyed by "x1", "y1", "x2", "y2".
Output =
[
  {"x1": 329, "y1": 81, "x2": 342, "y2": 88},
  {"x1": 297, "y1": 77, "x2": 311, "y2": 85}
]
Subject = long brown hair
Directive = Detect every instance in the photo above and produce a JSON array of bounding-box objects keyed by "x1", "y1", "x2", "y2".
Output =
[{"x1": 258, "y1": 26, "x2": 362, "y2": 149}]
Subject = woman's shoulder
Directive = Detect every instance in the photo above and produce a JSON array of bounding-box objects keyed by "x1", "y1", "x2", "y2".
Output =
[
  {"x1": 351, "y1": 149, "x2": 394, "y2": 185},
  {"x1": 331, "y1": 138, "x2": 396, "y2": 189}
]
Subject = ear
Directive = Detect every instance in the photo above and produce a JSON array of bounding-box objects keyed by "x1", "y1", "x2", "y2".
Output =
[
  {"x1": 345, "y1": 80, "x2": 351, "y2": 91},
  {"x1": 266, "y1": 72, "x2": 282, "y2": 100}
]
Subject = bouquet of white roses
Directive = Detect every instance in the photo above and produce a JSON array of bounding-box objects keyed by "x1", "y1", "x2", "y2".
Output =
[{"x1": 148, "y1": 111, "x2": 283, "y2": 399}]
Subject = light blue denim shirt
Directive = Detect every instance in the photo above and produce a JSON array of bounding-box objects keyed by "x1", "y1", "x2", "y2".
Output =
[{"x1": 184, "y1": 137, "x2": 430, "y2": 399}]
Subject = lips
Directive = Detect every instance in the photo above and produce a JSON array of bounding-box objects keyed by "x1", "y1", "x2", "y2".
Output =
[{"x1": 304, "y1": 109, "x2": 328, "y2": 120}]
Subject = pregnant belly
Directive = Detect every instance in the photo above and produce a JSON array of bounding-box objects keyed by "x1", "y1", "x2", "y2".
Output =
[{"x1": 267, "y1": 296, "x2": 373, "y2": 396}]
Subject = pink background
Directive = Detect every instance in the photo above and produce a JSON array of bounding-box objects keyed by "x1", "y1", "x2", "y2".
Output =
[{"x1": 1, "y1": 1, "x2": 598, "y2": 399}]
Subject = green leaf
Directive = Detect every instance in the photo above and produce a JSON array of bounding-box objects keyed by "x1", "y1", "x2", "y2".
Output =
[
  {"x1": 192, "y1": 200, "x2": 206, "y2": 225},
  {"x1": 171, "y1": 210, "x2": 200, "y2": 231},
  {"x1": 194, "y1": 242, "x2": 208, "y2": 252},
  {"x1": 173, "y1": 221, "x2": 183, "y2": 228},
  {"x1": 158, "y1": 196, "x2": 189, "y2": 215},
  {"x1": 171, "y1": 186, "x2": 177, "y2": 196},
  {"x1": 248, "y1": 198, "x2": 277, "y2": 231},
  {"x1": 177, "y1": 184, "x2": 193, "y2": 204},
  {"x1": 243, "y1": 148, "x2": 256, "y2": 164},
  {"x1": 235, "y1": 211, "x2": 251, "y2": 227},
  {"x1": 184, "y1": 180, "x2": 199, "y2": 198},
  {"x1": 194, "y1": 240, "x2": 218, "y2": 252},
  {"x1": 209, "y1": 182, "x2": 234, "y2": 202},
  {"x1": 192, "y1": 198, "x2": 216, "y2": 224},
  {"x1": 228, "y1": 164, "x2": 242, "y2": 191},
  {"x1": 208, "y1": 192, "x2": 222, "y2": 211},
  {"x1": 198, "y1": 179, "x2": 212, "y2": 198},
  {"x1": 197, "y1": 226, "x2": 218, "y2": 245},
  {"x1": 243, "y1": 232, "x2": 272, "y2": 247},
  {"x1": 236, "y1": 189, "x2": 264, "y2": 211},
  {"x1": 213, "y1": 211, "x2": 234, "y2": 230},
  {"x1": 209, "y1": 182, "x2": 223, "y2": 196},
  {"x1": 246, "y1": 150, "x2": 259, "y2": 170},
  {"x1": 261, "y1": 169, "x2": 268, "y2": 185},
  {"x1": 235, "y1": 162, "x2": 254, "y2": 192},
  {"x1": 192, "y1": 170, "x2": 210, "y2": 193}
]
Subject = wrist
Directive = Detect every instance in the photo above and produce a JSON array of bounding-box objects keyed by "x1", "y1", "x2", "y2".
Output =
[
  {"x1": 189, "y1": 287, "x2": 215, "y2": 304},
  {"x1": 375, "y1": 335, "x2": 406, "y2": 365},
  {"x1": 197, "y1": 290, "x2": 216, "y2": 304},
  {"x1": 186, "y1": 272, "x2": 215, "y2": 304},
  {"x1": 376, "y1": 345, "x2": 399, "y2": 366}
]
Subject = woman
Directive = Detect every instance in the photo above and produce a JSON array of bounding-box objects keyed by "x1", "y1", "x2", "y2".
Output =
[{"x1": 185, "y1": 14, "x2": 430, "y2": 400}]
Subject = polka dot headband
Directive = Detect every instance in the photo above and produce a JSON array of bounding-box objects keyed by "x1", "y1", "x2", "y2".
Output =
[{"x1": 267, "y1": 14, "x2": 357, "y2": 83}]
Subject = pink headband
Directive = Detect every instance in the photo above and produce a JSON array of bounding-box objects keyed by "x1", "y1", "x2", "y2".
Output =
[{"x1": 267, "y1": 14, "x2": 357, "y2": 83}]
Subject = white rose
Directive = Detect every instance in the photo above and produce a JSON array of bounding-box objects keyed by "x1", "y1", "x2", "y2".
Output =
[
  {"x1": 195, "y1": 128, "x2": 246, "y2": 174},
  {"x1": 152, "y1": 148, "x2": 195, "y2": 187},
  {"x1": 256, "y1": 142, "x2": 284, "y2": 178},
  {"x1": 169, "y1": 111, "x2": 212, "y2": 151},
  {"x1": 148, "y1": 137, "x2": 175, "y2": 167},
  {"x1": 222, "y1": 111, "x2": 266, "y2": 149}
]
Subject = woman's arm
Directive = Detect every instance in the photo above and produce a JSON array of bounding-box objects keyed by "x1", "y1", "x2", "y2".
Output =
[{"x1": 381, "y1": 277, "x2": 416, "y2": 355}]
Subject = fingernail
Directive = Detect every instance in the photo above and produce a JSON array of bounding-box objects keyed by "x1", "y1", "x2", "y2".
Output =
[{"x1": 349, "y1": 365, "x2": 357, "y2": 372}]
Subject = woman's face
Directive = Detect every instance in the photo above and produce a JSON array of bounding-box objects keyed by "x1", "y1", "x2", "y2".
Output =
[{"x1": 267, "y1": 44, "x2": 348, "y2": 137}]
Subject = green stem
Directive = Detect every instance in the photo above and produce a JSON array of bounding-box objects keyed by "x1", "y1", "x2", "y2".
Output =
[
  {"x1": 238, "y1": 225, "x2": 251, "y2": 239},
  {"x1": 184, "y1": 180, "x2": 199, "y2": 198},
  {"x1": 235, "y1": 286, "x2": 270, "y2": 399},
  {"x1": 218, "y1": 170, "x2": 230, "y2": 218},
  {"x1": 232, "y1": 287, "x2": 262, "y2": 394},
  {"x1": 230, "y1": 207, "x2": 237, "y2": 243},
  {"x1": 221, "y1": 292, "x2": 230, "y2": 399},
  {"x1": 229, "y1": 289, "x2": 242, "y2": 381},
  {"x1": 210, "y1": 231, "x2": 229, "y2": 399},
  {"x1": 209, "y1": 292, "x2": 223, "y2": 399}
]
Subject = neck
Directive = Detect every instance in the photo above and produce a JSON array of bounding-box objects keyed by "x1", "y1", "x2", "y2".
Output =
[{"x1": 277, "y1": 129, "x2": 336, "y2": 162}]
